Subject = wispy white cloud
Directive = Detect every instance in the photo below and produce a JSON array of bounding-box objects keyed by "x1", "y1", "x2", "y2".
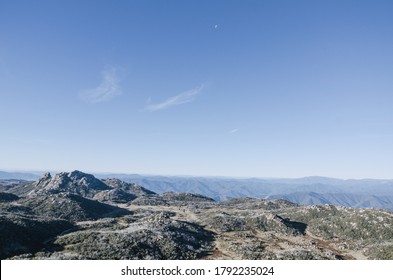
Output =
[
  {"x1": 79, "y1": 68, "x2": 122, "y2": 103},
  {"x1": 228, "y1": 128, "x2": 239, "y2": 134},
  {"x1": 144, "y1": 85, "x2": 204, "y2": 112}
]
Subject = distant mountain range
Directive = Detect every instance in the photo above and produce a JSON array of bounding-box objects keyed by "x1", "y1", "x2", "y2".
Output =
[
  {"x1": 98, "y1": 173, "x2": 393, "y2": 211},
  {"x1": 268, "y1": 192, "x2": 393, "y2": 210},
  {"x1": 1, "y1": 170, "x2": 392, "y2": 210},
  {"x1": 0, "y1": 171, "x2": 41, "y2": 180}
]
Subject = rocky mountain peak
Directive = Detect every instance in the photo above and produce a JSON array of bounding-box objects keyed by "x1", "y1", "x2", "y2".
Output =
[
  {"x1": 42, "y1": 172, "x2": 52, "y2": 180},
  {"x1": 67, "y1": 170, "x2": 94, "y2": 180},
  {"x1": 31, "y1": 170, "x2": 111, "y2": 198},
  {"x1": 34, "y1": 172, "x2": 53, "y2": 189}
]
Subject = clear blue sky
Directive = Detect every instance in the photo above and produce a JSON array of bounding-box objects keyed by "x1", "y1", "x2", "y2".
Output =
[{"x1": 1, "y1": 0, "x2": 392, "y2": 179}]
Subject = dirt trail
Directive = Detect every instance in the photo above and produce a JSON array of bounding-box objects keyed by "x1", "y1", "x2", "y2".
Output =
[{"x1": 304, "y1": 231, "x2": 367, "y2": 260}]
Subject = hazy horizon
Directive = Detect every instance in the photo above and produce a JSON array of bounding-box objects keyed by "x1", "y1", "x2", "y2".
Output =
[
  {"x1": 1, "y1": 168, "x2": 392, "y2": 181},
  {"x1": 1, "y1": 1, "x2": 392, "y2": 179}
]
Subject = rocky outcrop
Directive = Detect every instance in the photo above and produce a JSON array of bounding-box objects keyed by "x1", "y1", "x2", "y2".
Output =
[{"x1": 31, "y1": 170, "x2": 111, "y2": 198}]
